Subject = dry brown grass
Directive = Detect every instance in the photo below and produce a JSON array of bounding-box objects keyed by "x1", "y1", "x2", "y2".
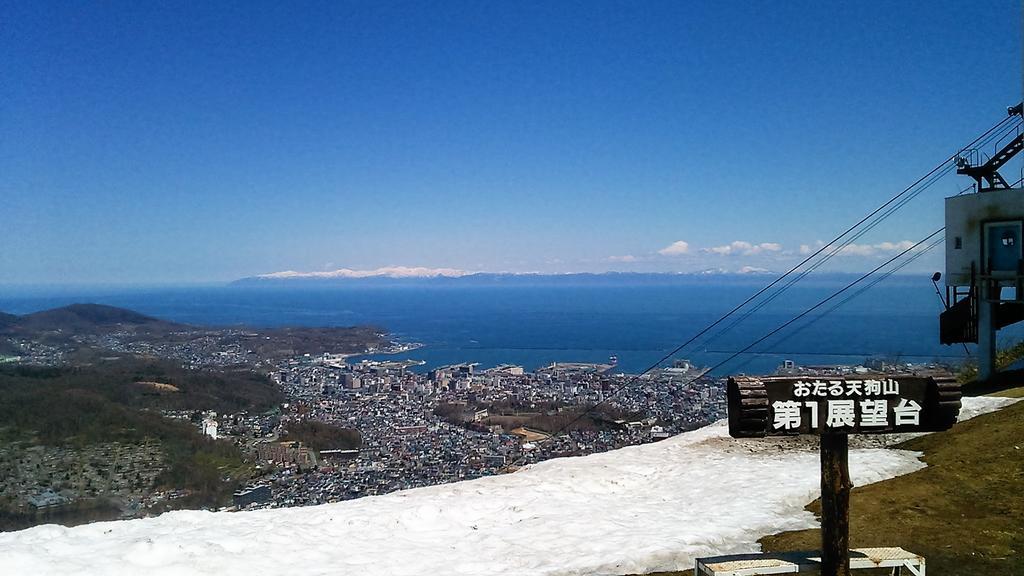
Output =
[{"x1": 133, "y1": 381, "x2": 181, "y2": 392}]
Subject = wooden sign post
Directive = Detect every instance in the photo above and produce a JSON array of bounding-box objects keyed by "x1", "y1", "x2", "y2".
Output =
[
  {"x1": 820, "y1": 432, "x2": 850, "y2": 576},
  {"x1": 727, "y1": 375, "x2": 961, "y2": 576}
]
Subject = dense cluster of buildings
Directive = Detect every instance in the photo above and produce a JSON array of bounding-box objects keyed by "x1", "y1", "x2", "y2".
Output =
[
  {"x1": 77, "y1": 330, "x2": 268, "y2": 369},
  {"x1": 211, "y1": 354, "x2": 726, "y2": 510},
  {"x1": 218, "y1": 353, "x2": 960, "y2": 511},
  {"x1": 0, "y1": 338, "x2": 66, "y2": 365}
]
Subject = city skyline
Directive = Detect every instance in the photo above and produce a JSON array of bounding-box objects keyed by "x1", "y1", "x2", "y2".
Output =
[{"x1": 2, "y1": 1, "x2": 1021, "y2": 284}]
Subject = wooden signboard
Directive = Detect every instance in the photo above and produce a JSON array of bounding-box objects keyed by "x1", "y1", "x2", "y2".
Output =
[
  {"x1": 727, "y1": 375, "x2": 961, "y2": 438},
  {"x1": 726, "y1": 374, "x2": 961, "y2": 576}
]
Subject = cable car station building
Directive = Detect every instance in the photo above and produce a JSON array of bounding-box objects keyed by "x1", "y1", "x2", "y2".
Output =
[{"x1": 941, "y1": 104, "x2": 1024, "y2": 379}]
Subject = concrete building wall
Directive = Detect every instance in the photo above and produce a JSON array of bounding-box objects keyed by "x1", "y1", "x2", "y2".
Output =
[{"x1": 946, "y1": 188, "x2": 1024, "y2": 285}]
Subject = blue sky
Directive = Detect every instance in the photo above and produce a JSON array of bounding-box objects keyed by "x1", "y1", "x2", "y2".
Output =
[{"x1": 1, "y1": 1, "x2": 1021, "y2": 284}]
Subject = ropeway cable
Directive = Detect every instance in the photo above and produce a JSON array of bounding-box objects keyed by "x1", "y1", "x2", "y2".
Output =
[
  {"x1": 698, "y1": 115, "x2": 1022, "y2": 349},
  {"x1": 506, "y1": 111, "x2": 1017, "y2": 464},
  {"x1": 504, "y1": 109, "x2": 1019, "y2": 467},
  {"x1": 680, "y1": 114, "x2": 1018, "y2": 361},
  {"x1": 510, "y1": 228, "x2": 945, "y2": 466},
  {"x1": 702, "y1": 164, "x2": 957, "y2": 347},
  {"x1": 769, "y1": 236, "x2": 946, "y2": 344},
  {"x1": 727, "y1": 235, "x2": 949, "y2": 373},
  {"x1": 686, "y1": 228, "x2": 944, "y2": 378}
]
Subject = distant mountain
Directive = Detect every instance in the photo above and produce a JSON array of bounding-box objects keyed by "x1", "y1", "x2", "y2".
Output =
[
  {"x1": 232, "y1": 270, "x2": 936, "y2": 288},
  {"x1": 232, "y1": 271, "x2": 787, "y2": 287},
  {"x1": 0, "y1": 303, "x2": 389, "y2": 360},
  {"x1": 0, "y1": 304, "x2": 183, "y2": 336}
]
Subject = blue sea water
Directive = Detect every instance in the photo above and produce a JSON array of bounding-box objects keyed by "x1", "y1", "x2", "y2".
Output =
[{"x1": 0, "y1": 276, "x2": 993, "y2": 376}]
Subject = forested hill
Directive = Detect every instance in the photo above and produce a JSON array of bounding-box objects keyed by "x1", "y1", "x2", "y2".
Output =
[
  {"x1": 0, "y1": 303, "x2": 390, "y2": 359},
  {"x1": 0, "y1": 359, "x2": 284, "y2": 531},
  {"x1": 0, "y1": 358, "x2": 282, "y2": 416},
  {"x1": 0, "y1": 303, "x2": 182, "y2": 336}
]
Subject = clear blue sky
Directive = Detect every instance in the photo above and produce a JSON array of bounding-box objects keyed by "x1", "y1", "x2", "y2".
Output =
[{"x1": 1, "y1": 0, "x2": 1021, "y2": 284}]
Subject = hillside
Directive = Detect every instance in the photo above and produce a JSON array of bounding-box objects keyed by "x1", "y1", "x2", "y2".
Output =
[
  {"x1": 0, "y1": 359, "x2": 282, "y2": 419},
  {"x1": 0, "y1": 303, "x2": 390, "y2": 362},
  {"x1": 0, "y1": 369, "x2": 246, "y2": 479},
  {"x1": 4, "y1": 303, "x2": 180, "y2": 334},
  {"x1": 0, "y1": 396, "x2": 1014, "y2": 576},
  {"x1": 19, "y1": 303, "x2": 169, "y2": 327},
  {"x1": 282, "y1": 420, "x2": 361, "y2": 451},
  {"x1": 0, "y1": 360, "x2": 281, "y2": 531},
  {"x1": 0, "y1": 312, "x2": 18, "y2": 329},
  {"x1": 0, "y1": 304, "x2": 185, "y2": 346}
]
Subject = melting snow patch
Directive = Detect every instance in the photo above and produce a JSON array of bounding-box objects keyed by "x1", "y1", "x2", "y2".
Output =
[{"x1": 0, "y1": 396, "x2": 1017, "y2": 576}]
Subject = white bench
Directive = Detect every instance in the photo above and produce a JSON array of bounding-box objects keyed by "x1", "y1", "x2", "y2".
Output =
[{"x1": 695, "y1": 547, "x2": 925, "y2": 576}]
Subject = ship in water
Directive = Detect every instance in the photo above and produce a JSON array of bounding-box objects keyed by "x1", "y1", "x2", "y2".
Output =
[{"x1": 656, "y1": 358, "x2": 710, "y2": 380}]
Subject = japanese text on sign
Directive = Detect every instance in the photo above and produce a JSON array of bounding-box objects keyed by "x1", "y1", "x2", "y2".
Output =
[{"x1": 771, "y1": 379, "x2": 921, "y2": 430}]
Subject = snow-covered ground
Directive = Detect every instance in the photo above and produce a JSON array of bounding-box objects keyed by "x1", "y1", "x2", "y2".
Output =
[{"x1": 1, "y1": 396, "x2": 1017, "y2": 576}]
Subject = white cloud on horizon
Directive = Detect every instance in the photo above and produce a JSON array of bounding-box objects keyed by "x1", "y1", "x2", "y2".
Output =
[
  {"x1": 837, "y1": 240, "x2": 917, "y2": 257},
  {"x1": 704, "y1": 241, "x2": 782, "y2": 256},
  {"x1": 657, "y1": 241, "x2": 691, "y2": 256},
  {"x1": 803, "y1": 240, "x2": 919, "y2": 257},
  {"x1": 607, "y1": 255, "x2": 639, "y2": 263},
  {"x1": 798, "y1": 240, "x2": 920, "y2": 258},
  {"x1": 263, "y1": 238, "x2": 929, "y2": 280}
]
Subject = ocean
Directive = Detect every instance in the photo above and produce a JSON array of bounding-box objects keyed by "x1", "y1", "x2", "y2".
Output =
[{"x1": 0, "y1": 275, "x2": 994, "y2": 376}]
